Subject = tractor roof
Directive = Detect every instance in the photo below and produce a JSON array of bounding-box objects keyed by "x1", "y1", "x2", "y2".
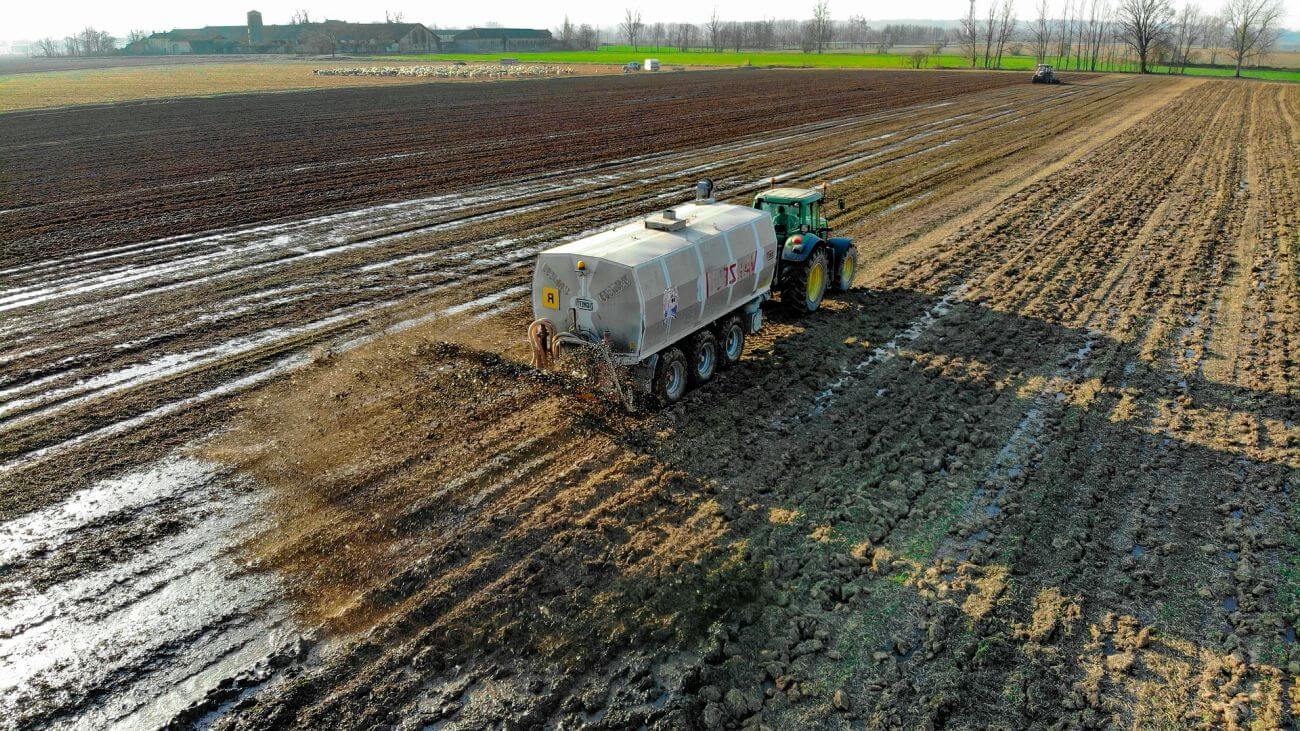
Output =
[{"x1": 755, "y1": 187, "x2": 823, "y2": 204}]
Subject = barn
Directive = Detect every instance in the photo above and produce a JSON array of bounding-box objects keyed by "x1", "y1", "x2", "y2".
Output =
[{"x1": 445, "y1": 28, "x2": 554, "y2": 53}]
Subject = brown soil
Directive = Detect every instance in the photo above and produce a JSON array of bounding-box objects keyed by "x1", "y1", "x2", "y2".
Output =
[{"x1": 3, "y1": 72, "x2": 1296, "y2": 730}]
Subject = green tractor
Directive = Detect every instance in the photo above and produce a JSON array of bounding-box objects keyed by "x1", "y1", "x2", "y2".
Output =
[{"x1": 753, "y1": 186, "x2": 858, "y2": 312}]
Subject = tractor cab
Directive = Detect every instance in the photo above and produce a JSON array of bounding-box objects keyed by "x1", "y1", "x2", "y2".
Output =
[
  {"x1": 752, "y1": 185, "x2": 858, "y2": 313},
  {"x1": 753, "y1": 187, "x2": 830, "y2": 244}
]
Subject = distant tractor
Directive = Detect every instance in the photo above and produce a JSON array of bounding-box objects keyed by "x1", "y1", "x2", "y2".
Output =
[
  {"x1": 623, "y1": 61, "x2": 641, "y2": 72},
  {"x1": 644, "y1": 58, "x2": 661, "y2": 71},
  {"x1": 1032, "y1": 64, "x2": 1061, "y2": 84},
  {"x1": 527, "y1": 180, "x2": 858, "y2": 403}
]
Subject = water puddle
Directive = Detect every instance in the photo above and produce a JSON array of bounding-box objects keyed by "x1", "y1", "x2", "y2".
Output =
[{"x1": 0, "y1": 457, "x2": 307, "y2": 729}]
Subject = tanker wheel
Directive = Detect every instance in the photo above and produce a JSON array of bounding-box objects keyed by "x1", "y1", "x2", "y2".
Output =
[
  {"x1": 834, "y1": 246, "x2": 858, "y2": 291},
  {"x1": 784, "y1": 248, "x2": 830, "y2": 313},
  {"x1": 688, "y1": 330, "x2": 719, "y2": 386},
  {"x1": 652, "y1": 347, "x2": 688, "y2": 404},
  {"x1": 715, "y1": 315, "x2": 746, "y2": 370}
]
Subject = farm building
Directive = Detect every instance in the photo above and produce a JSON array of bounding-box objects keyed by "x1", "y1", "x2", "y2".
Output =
[
  {"x1": 127, "y1": 11, "x2": 439, "y2": 54},
  {"x1": 440, "y1": 28, "x2": 554, "y2": 53}
]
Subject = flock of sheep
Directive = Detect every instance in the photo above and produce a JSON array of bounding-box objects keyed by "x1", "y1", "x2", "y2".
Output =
[{"x1": 314, "y1": 64, "x2": 576, "y2": 79}]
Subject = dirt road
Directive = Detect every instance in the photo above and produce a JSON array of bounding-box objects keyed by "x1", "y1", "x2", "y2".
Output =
[{"x1": 1, "y1": 71, "x2": 1295, "y2": 729}]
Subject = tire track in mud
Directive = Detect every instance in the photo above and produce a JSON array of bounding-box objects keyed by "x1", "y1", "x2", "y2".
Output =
[
  {"x1": 817, "y1": 81, "x2": 1299, "y2": 729},
  {"x1": 756, "y1": 86, "x2": 1232, "y2": 726}
]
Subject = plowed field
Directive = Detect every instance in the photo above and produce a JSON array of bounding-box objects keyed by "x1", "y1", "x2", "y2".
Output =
[{"x1": 1, "y1": 69, "x2": 1296, "y2": 730}]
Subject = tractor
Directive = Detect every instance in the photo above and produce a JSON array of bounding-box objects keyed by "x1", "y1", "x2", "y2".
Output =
[
  {"x1": 752, "y1": 186, "x2": 858, "y2": 313},
  {"x1": 1031, "y1": 64, "x2": 1061, "y2": 84}
]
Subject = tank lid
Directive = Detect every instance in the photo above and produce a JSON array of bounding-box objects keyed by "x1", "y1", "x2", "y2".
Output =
[{"x1": 644, "y1": 209, "x2": 687, "y2": 231}]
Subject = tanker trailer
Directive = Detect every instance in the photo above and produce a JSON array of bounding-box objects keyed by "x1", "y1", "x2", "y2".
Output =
[{"x1": 527, "y1": 180, "x2": 852, "y2": 404}]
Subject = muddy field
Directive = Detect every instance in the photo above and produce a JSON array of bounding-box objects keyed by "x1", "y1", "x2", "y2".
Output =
[{"x1": 1, "y1": 69, "x2": 1296, "y2": 729}]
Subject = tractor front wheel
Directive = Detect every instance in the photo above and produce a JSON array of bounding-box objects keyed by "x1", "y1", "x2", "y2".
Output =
[
  {"x1": 835, "y1": 246, "x2": 858, "y2": 291},
  {"x1": 652, "y1": 347, "x2": 688, "y2": 404},
  {"x1": 784, "y1": 248, "x2": 830, "y2": 313}
]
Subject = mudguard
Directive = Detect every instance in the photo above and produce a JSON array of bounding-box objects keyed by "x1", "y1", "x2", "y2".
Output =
[
  {"x1": 780, "y1": 234, "x2": 853, "y2": 264},
  {"x1": 780, "y1": 232, "x2": 822, "y2": 263},
  {"x1": 826, "y1": 236, "x2": 853, "y2": 255}
]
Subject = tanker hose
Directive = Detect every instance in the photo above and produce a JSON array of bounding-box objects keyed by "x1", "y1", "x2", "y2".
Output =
[{"x1": 527, "y1": 318, "x2": 562, "y2": 369}]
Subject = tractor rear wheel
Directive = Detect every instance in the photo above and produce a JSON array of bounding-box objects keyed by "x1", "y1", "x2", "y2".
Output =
[
  {"x1": 715, "y1": 315, "x2": 746, "y2": 369},
  {"x1": 835, "y1": 246, "x2": 858, "y2": 291},
  {"x1": 652, "y1": 347, "x2": 688, "y2": 404},
  {"x1": 784, "y1": 248, "x2": 830, "y2": 313},
  {"x1": 688, "y1": 330, "x2": 719, "y2": 385}
]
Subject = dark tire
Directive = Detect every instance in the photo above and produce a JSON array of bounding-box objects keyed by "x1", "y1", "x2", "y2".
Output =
[
  {"x1": 715, "y1": 315, "x2": 746, "y2": 369},
  {"x1": 652, "y1": 347, "x2": 688, "y2": 404},
  {"x1": 834, "y1": 245, "x2": 858, "y2": 291},
  {"x1": 688, "y1": 330, "x2": 719, "y2": 386},
  {"x1": 783, "y1": 248, "x2": 830, "y2": 313}
]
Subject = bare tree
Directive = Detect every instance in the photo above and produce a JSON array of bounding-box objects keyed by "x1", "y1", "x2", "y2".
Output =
[
  {"x1": 707, "y1": 8, "x2": 723, "y2": 51},
  {"x1": 384, "y1": 10, "x2": 405, "y2": 23},
  {"x1": 1055, "y1": 0, "x2": 1073, "y2": 63},
  {"x1": 1224, "y1": 0, "x2": 1283, "y2": 76},
  {"x1": 1033, "y1": 0, "x2": 1053, "y2": 60},
  {"x1": 675, "y1": 22, "x2": 697, "y2": 51},
  {"x1": 69, "y1": 27, "x2": 115, "y2": 55},
  {"x1": 1201, "y1": 11, "x2": 1227, "y2": 64},
  {"x1": 577, "y1": 24, "x2": 598, "y2": 50},
  {"x1": 811, "y1": 0, "x2": 833, "y2": 53},
  {"x1": 651, "y1": 21, "x2": 665, "y2": 50},
  {"x1": 961, "y1": 0, "x2": 981, "y2": 66},
  {"x1": 37, "y1": 37, "x2": 61, "y2": 57},
  {"x1": 290, "y1": 9, "x2": 312, "y2": 25},
  {"x1": 621, "y1": 8, "x2": 644, "y2": 49},
  {"x1": 982, "y1": 1, "x2": 998, "y2": 67},
  {"x1": 908, "y1": 48, "x2": 931, "y2": 67},
  {"x1": 1170, "y1": 3, "x2": 1202, "y2": 72},
  {"x1": 846, "y1": 14, "x2": 870, "y2": 50},
  {"x1": 556, "y1": 15, "x2": 576, "y2": 50},
  {"x1": 1116, "y1": 0, "x2": 1172, "y2": 72},
  {"x1": 1087, "y1": 0, "x2": 1111, "y2": 69},
  {"x1": 993, "y1": 0, "x2": 1018, "y2": 67}
]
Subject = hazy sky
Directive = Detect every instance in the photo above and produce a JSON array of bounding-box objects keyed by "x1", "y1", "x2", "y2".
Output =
[{"x1": 4, "y1": 0, "x2": 1298, "y2": 41}]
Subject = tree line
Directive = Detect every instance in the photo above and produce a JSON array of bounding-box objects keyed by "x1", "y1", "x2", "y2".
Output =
[
  {"x1": 561, "y1": 0, "x2": 1285, "y2": 76},
  {"x1": 1023, "y1": 0, "x2": 1286, "y2": 76},
  {"x1": 35, "y1": 27, "x2": 128, "y2": 57}
]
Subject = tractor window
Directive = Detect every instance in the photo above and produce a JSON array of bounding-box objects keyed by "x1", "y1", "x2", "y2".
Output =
[
  {"x1": 761, "y1": 201, "x2": 801, "y2": 235},
  {"x1": 805, "y1": 202, "x2": 820, "y2": 229}
]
